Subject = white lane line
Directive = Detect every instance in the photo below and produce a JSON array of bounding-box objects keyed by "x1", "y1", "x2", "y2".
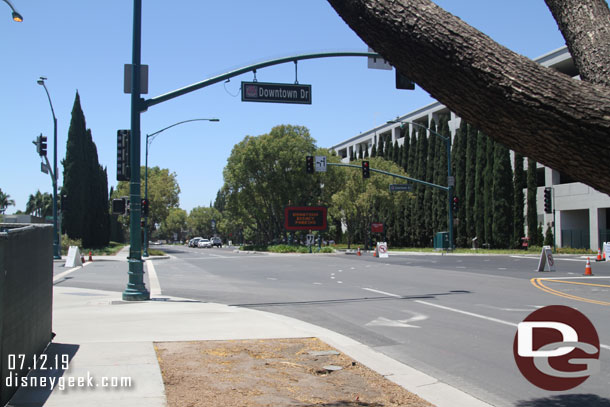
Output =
[
  {"x1": 415, "y1": 300, "x2": 518, "y2": 327},
  {"x1": 53, "y1": 262, "x2": 92, "y2": 283},
  {"x1": 416, "y1": 300, "x2": 610, "y2": 352},
  {"x1": 362, "y1": 287, "x2": 402, "y2": 298},
  {"x1": 146, "y1": 260, "x2": 162, "y2": 296}
]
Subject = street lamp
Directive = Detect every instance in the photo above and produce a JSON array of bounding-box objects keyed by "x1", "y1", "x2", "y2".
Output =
[
  {"x1": 2, "y1": 0, "x2": 22, "y2": 22},
  {"x1": 387, "y1": 119, "x2": 454, "y2": 250},
  {"x1": 143, "y1": 118, "x2": 219, "y2": 257},
  {"x1": 37, "y1": 77, "x2": 61, "y2": 259}
]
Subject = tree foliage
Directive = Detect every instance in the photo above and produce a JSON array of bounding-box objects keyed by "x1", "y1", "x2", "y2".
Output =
[
  {"x1": 221, "y1": 125, "x2": 343, "y2": 245},
  {"x1": 0, "y1": 189, "x2": 15, "y2": 215},
  {"x1": 113, "y1": 166, "x2": 180, "y2": 237},
  {"x1": 25, "y1": 190, "x2": 52, "y2": 218},
  {"x1": 61, "y1": 92, "x2": 109, "y2": 248},
  {"x1": 326, "y1": 0, "x2": 610, "y2": 196}
]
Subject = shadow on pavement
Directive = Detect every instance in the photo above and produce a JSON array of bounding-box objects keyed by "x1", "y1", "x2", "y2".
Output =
[
  {"x1": 231, "y1": 290, "x2": 471, "y2": 308},
  {"x1": 516, "y1": 394, "x2": 610, "y2": 407},
  {"x1": 7, "y1": 343, "x2": 79, "y2": 406}
]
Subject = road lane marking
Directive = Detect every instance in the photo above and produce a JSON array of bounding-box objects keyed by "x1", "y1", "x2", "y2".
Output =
[
  {"x1": 362, "y1": 288, "x2": 402, "y2": 298},
  {"x1": 415, "y1": 300, "x2": 518, "y2": 327},
  {"x1": 146, "y1": 260, "x2": 162, "y2": 296},
  {"x1": 53, "y1": 262, "x2": 93, "y2": 283},
  {"x1": 416, "y1": 300, "x2": 610, "y2": 352},
  {"x1": 366, "y1": 314, "x2": 427, "y2": 328},
  {"x1": 531, "y1": 277, "x2": 610, "y2": 306},
  {"x1": 542, "y1": 279, "x2": 610, "y2": 288}
]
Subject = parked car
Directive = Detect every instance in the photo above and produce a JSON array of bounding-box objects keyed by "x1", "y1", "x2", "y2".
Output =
[
  {"x1": 189, "y1": 237, "x2": 203, "y2": 247},
  {"x1": 210, "y1": 237, "x2": 222, "y2": 247},
  {"x1": 198, "y1": 238, "x2": 212, "y2": 248}
]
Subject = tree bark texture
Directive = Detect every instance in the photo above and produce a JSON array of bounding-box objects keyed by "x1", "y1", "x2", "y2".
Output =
[
  {"x1": 327, "y1": 0, "x2": 610, "y2": 195},
  {"x1": 544, "y1": 0, "x2": 610, "y2": 87}
]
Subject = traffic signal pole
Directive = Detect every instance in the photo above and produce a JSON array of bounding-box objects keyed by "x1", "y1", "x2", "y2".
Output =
[{"x1": 123, "y1": 0, "x2": 149, "y2": 301}]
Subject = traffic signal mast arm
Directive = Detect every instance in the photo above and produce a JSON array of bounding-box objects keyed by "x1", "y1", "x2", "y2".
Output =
[
  {"x1": 326, "y1": 162, "x2": 449, "y2": 191},
  {"x1": 143, "y1": 52, "x2": 382, "y2": 111}
]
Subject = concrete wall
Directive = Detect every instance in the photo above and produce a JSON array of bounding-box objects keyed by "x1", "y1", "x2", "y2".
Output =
[{"x1": 0, "y1": 224, "x2": 54, "y2": 406}]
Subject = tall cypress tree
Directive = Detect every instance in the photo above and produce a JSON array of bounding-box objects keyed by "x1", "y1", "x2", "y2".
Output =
[
  {"x1": 393, "y1": 140, "x2": 400, "y2": 164},
  {"x1": 484, "y1": 137, "x2": 495, "y2": 244},
  {"x1": 435, "y1": 116, "x2": 450, "y2": 232},
  {"x1": 413, "y1": 124, "x2": 428, "y2": 245},
  {"x1": 61, "y1": 92, "x2": 110, "y2": 247},
  {"x1": 377, "y1": 136, "x2": 385, "y2": 158},
  {"x1": 474, "y1": 130, "x2": 487, "y2": 242},
  {"x1": 491, "y1": 143, "x2": 514, "y2": 248},
  {"x1": 424, "y1": 123, "x2": 437, "y2": 239},
  {"x1": 527, "y1": 158, "x2": 539, "y2": 245},
  {"x1": 62, "y1": 92, "x2": 88, "y2": 240},
  {"x1": 513, "y1": 153, "x2": 525, "y2": 248},
  {"x1": 402, "y1": 134, "x2": 409, "y2": 172},
  {"x1": 453, "y1": 120, "x2": 468, "y2": 246},
  {"x1": 465, "y1": 123, "x2": 478, "y2": 241}
]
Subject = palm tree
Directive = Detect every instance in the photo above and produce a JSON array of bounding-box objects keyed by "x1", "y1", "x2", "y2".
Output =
[
  {"x1": 0, "y1": 189, "x2": 16, "y2": 214},
  {"x1": 26, "y1": 190, "x2": 53, "y2": 218}
]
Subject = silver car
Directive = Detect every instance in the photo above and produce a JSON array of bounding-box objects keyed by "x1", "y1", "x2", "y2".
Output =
[{"x1": 197, "y1": 238, "x2": 212, "y2": 248}]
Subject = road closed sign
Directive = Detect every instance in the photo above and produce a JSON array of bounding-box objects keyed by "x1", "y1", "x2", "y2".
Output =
[
  {"x1": 537, "y1": 245, "x2": 556, "y2": 272},
  {"x1": 377, "y1": 242, "x2": 389, "y2": 258}
]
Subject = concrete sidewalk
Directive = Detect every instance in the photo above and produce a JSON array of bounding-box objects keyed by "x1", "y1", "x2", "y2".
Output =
[{"x1": 10, "y1": 255, "x2": 492, "y2": 407}]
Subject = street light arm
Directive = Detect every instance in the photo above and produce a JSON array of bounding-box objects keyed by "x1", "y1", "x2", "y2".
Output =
[
  {"x1": 387, "y1": 119, "x2": 449, "y2": 143},
  {"x1": 2, "y1": 0, "x2": 22, "y2": 21},
  {"x1": 38, "y1": 81, "x2": 57, "y2": 122},
  {"x1": 147, "y1": 118, "x2": 219, "y2": 143}
]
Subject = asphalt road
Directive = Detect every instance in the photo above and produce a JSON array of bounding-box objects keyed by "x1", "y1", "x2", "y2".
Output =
[{"x1": 54, "y1": 246, "x2": 610, "y2": 407}]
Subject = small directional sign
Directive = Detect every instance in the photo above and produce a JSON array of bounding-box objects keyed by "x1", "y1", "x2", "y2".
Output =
[
  {"x1": 241, "y1": 81, "x2": 312, "y2": 104},
  {"x1": 389, "y1": 184, "x2": 413, "y2": 192},
  {"x1": 315, "y1": 156, "x2": 327, "y2": 172}
]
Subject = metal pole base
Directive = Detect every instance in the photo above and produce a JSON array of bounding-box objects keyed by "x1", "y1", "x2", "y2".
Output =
[
  {"x1": 53, "y1": 243, "x2": 61, "y2": 259},
  {"x1": 122, "y1": 258, "x2": 150, "y2": 301}
]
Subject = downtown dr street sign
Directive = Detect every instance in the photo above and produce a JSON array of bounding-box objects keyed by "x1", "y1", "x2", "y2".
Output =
[{"x1": 242, "y1": 81, "x2": 312, "y2": 104}]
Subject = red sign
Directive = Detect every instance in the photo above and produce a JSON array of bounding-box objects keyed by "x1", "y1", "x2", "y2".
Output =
[
  {"x1": 284, "y1": 206, "x2": 327, "y2": 231},
  {"x1": 371, "y1": 222, "x2": 384, "y2": 233}
]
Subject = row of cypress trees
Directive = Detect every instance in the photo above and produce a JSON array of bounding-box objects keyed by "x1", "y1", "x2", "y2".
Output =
[{"x1": 348, "y1": 115, "x2": 541, "y2": 249}]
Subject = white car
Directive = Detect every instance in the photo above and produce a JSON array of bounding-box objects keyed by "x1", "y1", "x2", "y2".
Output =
[{"x1": 197, "y1": 239, "x2": 212, "y2": 248}]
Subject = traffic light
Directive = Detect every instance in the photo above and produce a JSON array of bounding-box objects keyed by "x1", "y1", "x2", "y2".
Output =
[
  {"x1": 544, "y1": 187, "x2": 553, "y2": 214},
  {"x1": 452, "y1": 196, "x2": 459, "y2": 213},
  {"x1": 112, "y1": 198, "x2": 127, "y2": 215},
  {"x1": 306, "y1": 155, "x2": 314, "y2": 174},
  {"x1": 117, "y1": 130, "x2": 130, "y2": 181},
  {"x1": 141, "y1": 198, "x2": 149, "y2": 216},
  {"x1": 362, "y1": 161, "x2": 370, "y2": 178},
  {"x1": 39, "y1": 135, "x2": 47, "y2": 156}
]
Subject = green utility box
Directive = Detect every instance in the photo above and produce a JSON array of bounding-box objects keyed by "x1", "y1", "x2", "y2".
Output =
[{"x1": 434, "y1": 231, "x2": 449, "y2": 250}]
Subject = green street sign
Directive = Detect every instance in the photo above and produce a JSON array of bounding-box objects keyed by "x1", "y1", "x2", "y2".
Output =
[
  {"x1": 389, "y1": 184, "x2": 413, "y2": 192},
  {"x1": 241, "y1": 81, "x2": 312, "y2": 104}
]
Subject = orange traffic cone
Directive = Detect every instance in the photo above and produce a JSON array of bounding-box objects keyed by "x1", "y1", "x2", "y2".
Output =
[
  {"x1": 584, "y1": 257, "x2": 593, "y2": 276},
  {"x1": 357, "y1": 247, "x2": 361, "y2": 256},
  {"x1": 89, "y1": 251, "x2": 93, "y2": 262},
  {"x1": 596, "y1": 248, "x2": 602, "y2": 262},
  {"x1": 604, "y1": 250, "x2": 607, "y2": 261},
  {"x1": 373, "y1": 247, "x2": 377, "y2": 257}
]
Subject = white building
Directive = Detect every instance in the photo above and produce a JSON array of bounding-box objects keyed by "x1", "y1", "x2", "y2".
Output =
[{"x1": 330, "y1": 47, "x2": 610, "y2": 250}]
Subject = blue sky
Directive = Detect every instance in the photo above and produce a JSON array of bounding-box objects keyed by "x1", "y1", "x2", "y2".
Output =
[{"x1": 1, "y1": 1, "x2": 568, "y2": 214}]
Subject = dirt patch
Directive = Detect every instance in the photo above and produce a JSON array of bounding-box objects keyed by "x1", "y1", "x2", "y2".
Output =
[{"x1": 155, "y1": 337, "x2": 435, "y2": 407}]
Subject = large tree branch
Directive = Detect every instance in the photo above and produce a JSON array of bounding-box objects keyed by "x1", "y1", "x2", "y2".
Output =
[
  {"x1": 544, "y1": 0, "x2": 610, "y2": 87},
  {"x1": 327, "y1": 0, "x2": 610, "y2": 195}
]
